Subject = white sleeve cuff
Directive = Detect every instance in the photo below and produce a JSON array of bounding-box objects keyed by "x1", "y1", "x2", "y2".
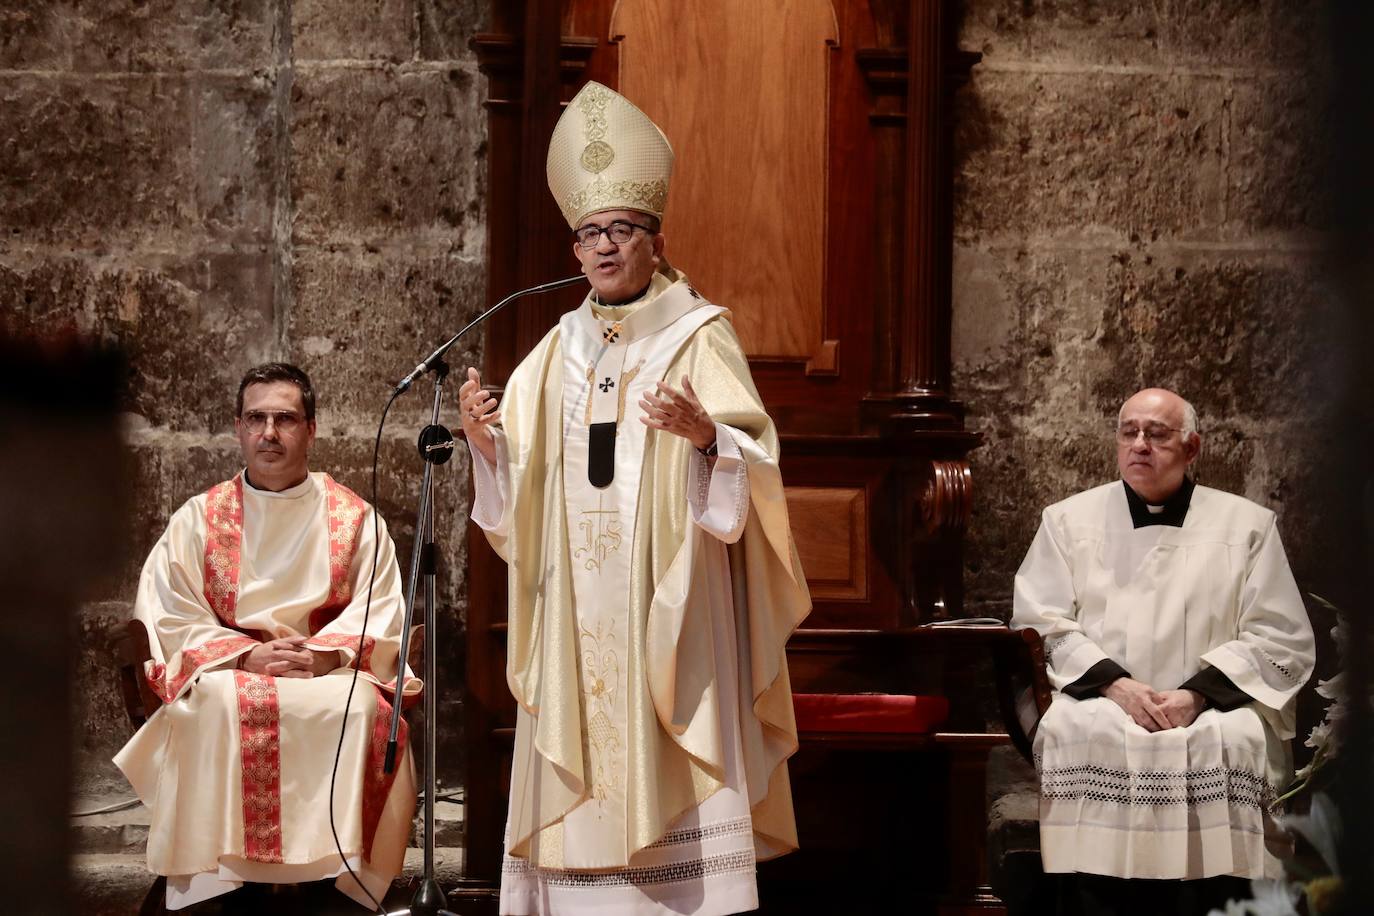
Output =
[
  {"x1": 688, "y1": 422, "x2": 750, "y2": 544},
  {"x1": 468, "y1": 430, "x2": 510, "y2": 535}
]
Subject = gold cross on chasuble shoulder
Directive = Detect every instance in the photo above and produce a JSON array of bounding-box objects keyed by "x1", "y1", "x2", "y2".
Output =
[{"x1": 579, "y1": 282, "x2": 705, "y2": 488}]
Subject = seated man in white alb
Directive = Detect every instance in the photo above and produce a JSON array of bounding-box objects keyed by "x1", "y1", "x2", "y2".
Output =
[
  {"x1": 115, "y1": 363, "x2": 420, "y2": 910},
  {"x1": 1013, "y1": 387, "x2": 1315, "y2": 916}
]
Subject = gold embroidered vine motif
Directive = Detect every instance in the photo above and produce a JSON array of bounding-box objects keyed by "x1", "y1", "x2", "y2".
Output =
[
  {"x1": 578, "y1": 618, "x2": 622, "y2": 801},
  {"x1": 565, "y1": 177, "x2": 667, "y2": 222}
]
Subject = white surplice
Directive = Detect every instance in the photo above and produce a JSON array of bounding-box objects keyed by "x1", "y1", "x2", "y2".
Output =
[
  {"x1": 469, "y1": 279, "x2": 773, "y2": 915},
  {"x1": 1012, "y1": 482, "x2": 1315, "y2": 880},
  {"x1": 114, "y1": 471, "x2": 420, "y2": 910}
]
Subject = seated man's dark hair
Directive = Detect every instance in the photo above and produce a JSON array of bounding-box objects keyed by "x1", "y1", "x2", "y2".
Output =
[{"x1": 235, "y1": 362, "x2": 317, "y2": 421}]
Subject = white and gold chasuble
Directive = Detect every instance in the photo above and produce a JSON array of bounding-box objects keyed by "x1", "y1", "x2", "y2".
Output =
[
  {"x1": 114, "y1": 471, "x2": 421, "y2": 910},
  {"x1": 1013, "y1": 483, "x2": 1315, "y2": 880},
  {"x1": 469, "y1": 271, "x2": 811, "y2": 915}
]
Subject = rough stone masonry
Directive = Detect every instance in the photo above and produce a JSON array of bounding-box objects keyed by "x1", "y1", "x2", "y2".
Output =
[
  {"x1": 950, "y1": 0, "x2": 1341, "y2": 811},
  {"x1": 1, "y1": 0, "x2": 490, "y2": 795},
  {"x1": 0, "y1": 0, "x2": 1342, "y2": 825}
]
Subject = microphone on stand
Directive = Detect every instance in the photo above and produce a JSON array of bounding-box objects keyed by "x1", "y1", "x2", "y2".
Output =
[
  {"x1": 394, "y1": 274, "x2": 587, "y2": 395},
  {"x1": 383, "y1": 272, "x2": 586, "y2": 777},
  {"x1": 331, "y1": 275, "x2": 586, "y2": 916}
]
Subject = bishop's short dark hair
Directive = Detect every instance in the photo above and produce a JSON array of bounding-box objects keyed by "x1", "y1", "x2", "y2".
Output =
[{"x1": 235, "y1": 363, "x2": 316, "y2": 421}]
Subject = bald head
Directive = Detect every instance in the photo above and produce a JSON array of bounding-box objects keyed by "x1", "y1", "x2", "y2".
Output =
[
  {"x1": 1116, "y1": 388, "x2": 1201, "y2": 503},
  {"x1": 1118, "y1": 388, "x2": 1197, "y2": 435}
]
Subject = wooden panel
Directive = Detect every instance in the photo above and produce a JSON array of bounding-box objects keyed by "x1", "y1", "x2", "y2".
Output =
[
  {"x1": 785, "y1": 485, "x2": 867, "y2": 600},
  {"x1": 611, "y1": 0, "x2": 837, "y2": 362}
]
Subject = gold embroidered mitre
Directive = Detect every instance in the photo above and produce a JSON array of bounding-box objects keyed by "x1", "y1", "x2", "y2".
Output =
[{"x1": 546, "y1": 80, "x2": 674, "y2": 228}]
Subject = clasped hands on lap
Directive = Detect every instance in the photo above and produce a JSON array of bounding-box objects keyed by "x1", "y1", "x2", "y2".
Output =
[
  {"x1": 1102, "y1": 677, "x2": 1205, "y2": 731},
  {"x1": 240, "y1": 637, "x2": 340, "y2": 678}
]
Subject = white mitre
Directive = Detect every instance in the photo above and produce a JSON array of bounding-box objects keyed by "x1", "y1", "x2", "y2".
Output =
[{"x1": 546, "y1": 80, "x2": 674, "y2": 229}]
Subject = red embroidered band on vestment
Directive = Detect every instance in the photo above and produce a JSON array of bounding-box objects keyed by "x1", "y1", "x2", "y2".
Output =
[
  {"x1": 308, "y1": 477, "x2": 366, "y2": 634},
  {"x1": 308, "y1": 632, "x2": 378, "y2": 673},
  {"x1": 234, "y1": 670, "x2": 284, "y2": 863},
  {"x1": 184, "y1": 473, "x2": 404, "y2": 867},
  {"x1": 363, "y1": 691, "x2": 408, "y2": 861},
  {"x1": 204, "y1": 477, "x2": 245, "y2": 628},
  {"x1": 146, "y1": 635, "x2": 256, "y2": 704}
]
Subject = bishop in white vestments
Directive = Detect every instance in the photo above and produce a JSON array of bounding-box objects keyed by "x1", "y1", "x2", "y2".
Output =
[
  {"x1": 459, "y1": 82, "x2": 811, "y2": 916},
  {"x1": 1013, "y1": 388, "x2": 1315, "y2": 916},
  {"x1": 115, "y1": 363, "x2": 421, "y2": 910}
]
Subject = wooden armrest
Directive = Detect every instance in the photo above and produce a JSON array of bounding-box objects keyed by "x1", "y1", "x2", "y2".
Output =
[
  {"x1": 109, "y1": 619, "x2": 161, "y2": 730},
  {"x1": 991, "y1": 628, "x2": 1052, "y2": 764}
]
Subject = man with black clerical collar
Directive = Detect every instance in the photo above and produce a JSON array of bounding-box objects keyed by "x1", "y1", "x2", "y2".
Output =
[
  {"x1": 1012, "y1": 387, "x2": 1316, "y2": 915},
  {"x1": 115, "y1": 363, "x2": 420, "y2": 911},
  {"x1": 456, "y1": 81, "x2": 810, "y2": 916}
]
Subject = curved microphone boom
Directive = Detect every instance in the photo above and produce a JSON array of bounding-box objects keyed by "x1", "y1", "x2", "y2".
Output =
[
  {"x1": 394, "y1": 274, "x2": 587, "y2": 394},
  {"x1": 365, "y1": 273, "x2": 586, "y2": 916},
  {"x1": 384, "y1": 273, "x2": 584, "y2": 770}
]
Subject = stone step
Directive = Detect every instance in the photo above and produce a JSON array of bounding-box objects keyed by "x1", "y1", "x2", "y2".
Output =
[
  {"x1": 987, "y1": 788, "x2": 1045, "y2": 916},
  {"x1": 988, "y1": 787, "x2": 1040, "y2": 854},
  {"x1": 70, "y1": 796, "x2": 150, "y2": 856},
  {"x1": 73, "y1": 847, "x2": 469, "y2": 915},
  {"x1": 70, "y1": 789, "x2": 470, "y2": 911}
]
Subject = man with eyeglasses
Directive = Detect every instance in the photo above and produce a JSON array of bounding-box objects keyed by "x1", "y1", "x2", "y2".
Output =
[
  {"x1": 115, "y1": 362, "x2": 420, "y2": 910},
  {"x1": 1012, "y1": 387, "x2": 1315, "y2": 915},
  {"x1": 457, "y1": 82, "x2": 810, "y2": 916}
]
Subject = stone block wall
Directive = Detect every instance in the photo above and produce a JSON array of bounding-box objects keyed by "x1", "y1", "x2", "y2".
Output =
[
  {"x1": 2, "y1": 0, "x2": 1339, "y2": 811},
  {"x1": 951, "y1": 1, "x2": 1339, "y2": 623},
  {"x1": 951, "y1": 2, "x2": 1342, "y2": 834},
  {"x1": 0, "y1": 0, "x2": 488, "y2": 793}
]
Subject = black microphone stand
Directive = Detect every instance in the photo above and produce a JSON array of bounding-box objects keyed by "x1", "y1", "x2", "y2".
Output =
[{"x1": 382, "y1": 274, "x2": 585, "y2": 916}]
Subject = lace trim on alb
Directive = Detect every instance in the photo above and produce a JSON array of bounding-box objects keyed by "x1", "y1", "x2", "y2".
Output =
[
  {"x1": 727, "y1": 446, "x2": 747, "y2": 534},
  {"x1": 1045, "y1": 633, "x2": 1079, "y2": 663},
  {"x1": 1035, "y1": 757, "x2": 1272, "y2": 810},
  {"x1": 692, "y1": 451, "x2": 711, "y2": 512},
  {"x1": 502, "y1": 849, "x2": 755, "y2": 888},
  {"x1": 646, "y1": 815, "x2": 753, "y2": 850},
  {"x1": 1258, "y1": 648, "x2": 1300, "y2": 684}
]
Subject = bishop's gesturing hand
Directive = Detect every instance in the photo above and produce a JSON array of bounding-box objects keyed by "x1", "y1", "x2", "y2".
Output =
[
  {"x1": 639, "y1": 376, "x2": 716, "y2": 452},
  {"x1": 459, "y1": 366, "x2": 500, "y2": 464}
]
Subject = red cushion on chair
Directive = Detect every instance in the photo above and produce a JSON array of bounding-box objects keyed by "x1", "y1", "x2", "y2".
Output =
[{"x1": 792, "y1": 693, "x2": 950, "y2": 734}]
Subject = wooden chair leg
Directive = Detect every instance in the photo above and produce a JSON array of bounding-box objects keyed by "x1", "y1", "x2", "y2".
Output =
[{"x1": 137, "y1": 875, "x2": 166, "y2": 916}]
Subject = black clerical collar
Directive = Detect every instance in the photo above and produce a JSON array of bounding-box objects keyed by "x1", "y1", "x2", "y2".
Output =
[
  {"x1": 592, "y1": 281, "x2": 653, "y2": 308},
  {"x1": 1122, "y1": 477, "x2": 1195, "y2": 528}
]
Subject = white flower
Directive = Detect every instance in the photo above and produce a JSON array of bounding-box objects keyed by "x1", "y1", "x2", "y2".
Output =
[
  {"x1": 1330, "y1": 620, "x2": 1346, "y2": 657},
  {"x1": 1276, "y1": 792, "x2": 1342, "y2": 877},
  {"x1": 1206, "y1": 879, "x2": 1301, "y2": 916},
  {"x1": 1248, "y1": 878, "x2": 1302, "y2": 914},
  {"x1": 1315, "y1": 674, "x2": 1343, "y2": 701},
  {"x1": 1304, "y1": 720, "x2": 1332, "y2": 750}
]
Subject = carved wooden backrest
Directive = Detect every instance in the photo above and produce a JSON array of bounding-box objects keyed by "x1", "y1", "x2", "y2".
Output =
[{"x1": 613, "y1": 0, "x2": 837, "y2": 367}]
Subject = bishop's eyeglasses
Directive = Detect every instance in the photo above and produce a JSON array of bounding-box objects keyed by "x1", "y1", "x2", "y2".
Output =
[{"x1": 573, "y1": 220, "x2": 654, "y2": 249}]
